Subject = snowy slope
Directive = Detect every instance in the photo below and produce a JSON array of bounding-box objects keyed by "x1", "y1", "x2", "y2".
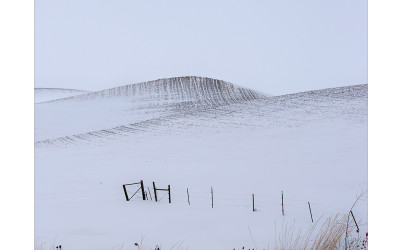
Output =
[
  {"x1": 35, "y1": 76, "x2": 267, "y2": 143},
  {"x1": 35, "y1": 78, "x2": 367, "y2": 250},
  {"x1": 34, "y1": 88, "x2": 90, "y2": 103},
  {"x1": 54, "y1": 76, "x2": 268, "y2": 104}
]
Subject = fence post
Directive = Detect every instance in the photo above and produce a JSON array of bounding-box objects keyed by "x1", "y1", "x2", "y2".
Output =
[
  {"x1": 308, "y1": 202, "x2": 314, "y2": 222},
  {"x1": 211, "y1": 186, "x2": 214, "y2": 208},
  {"x1": 147, "y1": 186, "x2": 153, "y2": 200},
  {"x1": 350, "y1": 210, "x2": 360, "y2": 232},
  {"x1": 140, "y1": 180, "x2": 146, "y2": 200},
  {"x1": 187, "y1": 187, "x2": 190, "y2": 205},
  {"x1": 153, "y1": 182, "x2": 158, "y2": 202},
  {"x1": 122, "y1": 185, "x2": 129, "y2": 201},
  {"x1": 252, "y1": 194, "x2": 255, "y2": 212},
  {"x1": 168, "y1": 185, "x2": 171, "y2": 203},
  {"x1": 281, "y1": 191, "x2": 284, "y2": 216}
]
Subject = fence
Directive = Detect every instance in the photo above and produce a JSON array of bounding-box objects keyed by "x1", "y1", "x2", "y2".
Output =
[{"x1": 121, "y1": 180, "x2": 367, "y2": 228}]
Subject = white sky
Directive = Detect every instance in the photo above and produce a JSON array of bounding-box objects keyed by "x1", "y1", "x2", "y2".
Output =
[{"x1": 35, "y1": 0, "x2": 367, "y2": 95}]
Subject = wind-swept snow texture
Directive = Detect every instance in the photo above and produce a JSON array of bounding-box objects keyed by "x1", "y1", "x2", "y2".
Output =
[
  {"x1": 35, "y1": 76, "x2": 267, "y2": 143},
  {"x1": 35, "y1": 77, "x2": 367, "y2": 250},
  {"x1": 34, "y1": 88, "x2": 90, "y2": 103}
]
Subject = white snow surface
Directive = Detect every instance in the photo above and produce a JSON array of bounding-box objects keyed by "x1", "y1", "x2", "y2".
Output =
[
  {"x1": 34, "y1": 88, "x2": 90, "y2": 103},
  {"x1": 35, "y1": 77, "x2": 367, "y2": 249},
  {"x1": 35, "y1": 76, "x2": 267, "y2": 143}
]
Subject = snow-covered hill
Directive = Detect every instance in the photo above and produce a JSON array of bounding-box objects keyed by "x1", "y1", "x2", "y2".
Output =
[
  {"x1": 35, "y1": 76, "x2": 268, "y2": 143},
  {"x1": 34, "y1": 88, "x2": 90, "y2": 103},
  {"x1": 35, "y1": 78, "x2": 367, "y2": 249},
  {"x1": 53, "y1": 76, "x2": 268, "y2": 104}
]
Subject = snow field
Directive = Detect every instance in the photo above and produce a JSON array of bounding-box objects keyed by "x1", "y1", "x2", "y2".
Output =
[{"x1": 35, "y1": 78, "x2": 367, "y2": 249}]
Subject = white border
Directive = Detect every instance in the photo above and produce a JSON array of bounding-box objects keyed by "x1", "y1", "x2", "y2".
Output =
[
  {"x1": 1, "y1": 0, "x2": 399, "y2": 248},
  {"x1": 0, "y1": 0, "x2": 34, "y2": 249},
  {"x1": 369, "y1": 0, "x2": 400, "y2": 248}
]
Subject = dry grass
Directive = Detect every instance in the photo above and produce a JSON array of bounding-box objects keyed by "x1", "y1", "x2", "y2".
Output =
[
  {"x1": 273, "y1": 213, "x2": 351, "y2": 250},
  {"x1": 272, "y1": 191, "x2": 368, "y2": 249}
]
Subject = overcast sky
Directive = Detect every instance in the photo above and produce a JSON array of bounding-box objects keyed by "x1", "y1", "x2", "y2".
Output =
[{"x1": 35, "y1": 0, "x2": 367, "y2": 95}]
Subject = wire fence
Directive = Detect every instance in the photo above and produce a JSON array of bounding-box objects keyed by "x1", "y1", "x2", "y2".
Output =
[{"x1": 35, "y1": 183, "x2": 367, "y2": 224}]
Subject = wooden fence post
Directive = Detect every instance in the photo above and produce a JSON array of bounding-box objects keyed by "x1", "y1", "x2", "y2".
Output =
[
  {"x1": 281, "y1": 191, "x2": 284, "y2": 216},
  {"x1": 252, "y1": 194, "x2": 255, "y2": 212},
  {"x1": 153, "y1": 182, "x2": 158, "y2": 202},
  {"x1": 168, "y1": 185, "x2": 171, "y2": 203},
  {"x1": 187, "y1": 187, "x2": 190, "y2": 205},
  {"x1": 308, "y1": 202, "x2": 314, "y2": 222},
  {"x1": 350, "y1": 210, "x2": 360, "y2": 232},
  {"x1": 122, "y1": 185, "x2": 129, "y2": 201},
  {"x1": 140, "y1": 180, "x2": 146, "y2": 200},
  {"x1": 147, "y1": 186, "x2": 153, "y2": 200},
  {"x1": 211, "y1": 186, "x2": 214, "y2": 208}
]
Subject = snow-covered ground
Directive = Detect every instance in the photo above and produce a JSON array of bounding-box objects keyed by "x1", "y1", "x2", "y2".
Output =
[
  {"x1": 34, "y1": 88, "x2": 90, "y2": 103},
  {"x1": 35, "y1": 77, "x2": 367, "y2": 249}
]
